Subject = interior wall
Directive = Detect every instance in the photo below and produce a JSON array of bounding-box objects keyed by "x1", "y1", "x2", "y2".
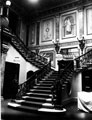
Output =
[
  {"x1": 26, "y1": 62, "x2": 39, "y2": 73},
  {"x1": 71, "y1": 72, "x2": 82, "y2": 98},
  {"x1": 6, "y1": 45, "x2": 38, "y2": 84},
  {"x1": 28, "y1": 4, "x2": 92, "y2": 70}
]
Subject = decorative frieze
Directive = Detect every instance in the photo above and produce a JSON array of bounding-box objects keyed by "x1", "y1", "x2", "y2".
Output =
[
  {"x1": 41, "y1": 18, "x2": 54, "y2": 42},
  {"x1": 31, "y1": 0, "x2": 85, "y2": 20}
]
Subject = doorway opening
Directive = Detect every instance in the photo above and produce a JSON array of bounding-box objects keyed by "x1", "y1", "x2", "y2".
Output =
[{"x1": 3, "y1": 62, "x2": 20, "y2": 99}]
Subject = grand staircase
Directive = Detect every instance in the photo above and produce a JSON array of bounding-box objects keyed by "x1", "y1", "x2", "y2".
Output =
[
  {"x1": 2, "y1": 27, "x2": 48, "y2": 69},
  {"x1": 8, "y1": 70, "x2": 66, "y2": 113},
  {"x1": 2, "y1": 27, "x2": 92, "y2": 117}
]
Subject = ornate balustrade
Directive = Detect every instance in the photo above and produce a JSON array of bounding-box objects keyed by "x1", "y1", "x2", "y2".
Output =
[
  {"x1": 75, "y1": 49, "x2": 92, "y2": 69},
  {"x1": 16, "y1": 61, "x2": 51, "y2": 99},
  {"x1": 52, "y1": 60, "x2": 74, "y2": 107},
  {"x1": 2, "y1": 27, "x2": 48, "y2": 67},
  {"x1": 60, "y1": 61, "x2": 74, "y2": 85}
]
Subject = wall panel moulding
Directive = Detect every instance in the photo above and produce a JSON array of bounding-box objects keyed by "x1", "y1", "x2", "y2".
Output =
[{"x1": 39, "y1": 44, "x2": 55, "y2": 49}]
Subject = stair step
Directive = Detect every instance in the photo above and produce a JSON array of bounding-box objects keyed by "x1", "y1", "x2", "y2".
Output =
[
  {"x1": 39, "y1": 81, "x2": 53, "y2": 84},
  {"x1": 26, "y1": 92, "x2": 52, "y2": 98},
  {"x1": 33, "y1": 86, "x2": 51, "y2": 90},
  {"x1": 42, "y1": 78, "x2": 56, "y2": 81},
  {"x1": 38, "y1": 107, "x2": 66, "y2": 112},
  {"x1": 8, "y1": 102, "x2": 40, "y2": 112},
  {"x1": 30, "y1": 89, "x2": 51, "y2": 92},
  {"x1": 37, "y1": 83, "x2": 52, "y2": 87},
  {"x1": 22, "y1": 96, "x2": 52, "y2": 102},
  {"x1": 8, "y1": 102, "x2": 66, "y2": 113},
  {"x1": 62, "y1": 84, "x2": 66, "y2": 87},
  {"x1": 13, "y1": 99, "x2": 54, "y2": 108},
  {"x1": 64, "y1": 81, "x2": 68, "y2": 84}
]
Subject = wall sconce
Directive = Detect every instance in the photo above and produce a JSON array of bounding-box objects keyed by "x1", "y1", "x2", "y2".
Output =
[
  {"x1": 6, "y1": 0, "x2": 11, "y2": 6},
  {"x1": 6, "y1": 0, "x2": 11, "y2": 17},
  {"x1": 77, "y1": 36, "x2": 85, "y2": 55},
  {"x1": 0, "y1": 0, "x2": 11, "y2": 28},
  {"x1": 53, "y1": 39, "x2": 60, "y2": 54}
]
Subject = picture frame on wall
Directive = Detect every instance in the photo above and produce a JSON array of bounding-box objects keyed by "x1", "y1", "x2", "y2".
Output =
[
  {"x1": 39, "y1": 50, "x2": 55, "y2": 67},
  {"x1": 41, "y1": 18, "x2": 54, "y2": 42},
  {"x1": 86, "y1": 8, "x2": 92, "y2": 35},
  {"x1": 61, "y1": 12, "x2": 76, "y2": 38}
]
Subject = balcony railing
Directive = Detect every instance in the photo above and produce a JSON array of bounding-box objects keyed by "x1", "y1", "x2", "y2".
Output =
[{"x1": 75, "y1": 49, "x2": 92, "y2": 69}]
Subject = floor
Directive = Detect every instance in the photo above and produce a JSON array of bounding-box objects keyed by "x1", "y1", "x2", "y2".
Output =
[{"x1": 1, "y1": 99, "x2": 92, "y2": 120}]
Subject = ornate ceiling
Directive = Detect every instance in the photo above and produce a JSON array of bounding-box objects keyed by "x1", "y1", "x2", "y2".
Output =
[{"x1": 9, "y1": 0, "x2": 76, "y2": 17}]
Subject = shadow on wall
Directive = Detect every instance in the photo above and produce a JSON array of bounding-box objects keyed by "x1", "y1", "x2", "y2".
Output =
[{"x1": 27, "y1": 71, "x2": 34, "y2": 79}]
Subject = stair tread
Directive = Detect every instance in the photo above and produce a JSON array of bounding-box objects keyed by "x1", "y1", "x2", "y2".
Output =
[
  {"x1": 8, "y1": 102, "x2": 40, "y2": 111},
  {"x1": 38, "y1": 107, "x2": 66, "y2": 112},
  {"x1": 8, "y1": 102, "x2": 66, "y2": 113},
  {"x1": 30, "y1": 89, "x2": 51, "y2": 92},
  {"x1": 39, "y1": 81, "x2": 53, "y2": 83},
  {"x1": 42, "y1": 79, "x2": 56, "y2": 81},
  {"x1": 14, "y1": 99, "x2": 54, "y2": 107},
  {"x1": 33, "y1": 86, "x2": 51, "y2": 89},
  {"x1": 40, "y1": 83, "x2": 52, "y2": 85},
  {"x1": 22, "y1": 96, "x2": 52, "y2": 101},
  {"x1": 26, "y1": 92, "x2": 52, "y2": 96}
]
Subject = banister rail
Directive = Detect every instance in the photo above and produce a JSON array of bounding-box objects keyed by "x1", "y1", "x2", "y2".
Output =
[
  {"x1": 59, "y1": 49, "x2": 92, "y2": 83},
  {"x1": 75, "y1": 49, "x2": 92, "y2": 69},
  {"x1": 16, "y1": 61, "x2": 51, "y2": 99},
  {"x1": 2, "y1": 27, "x2": 48, "y2": 66}
]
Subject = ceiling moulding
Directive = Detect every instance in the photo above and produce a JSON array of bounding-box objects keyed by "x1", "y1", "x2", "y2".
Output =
[
  {"x1": 30, "y1": 0, "x2": 92, "y2": 21},
  {"x1": 30, "y1": 0, "x2": 79, "y2": 20}
]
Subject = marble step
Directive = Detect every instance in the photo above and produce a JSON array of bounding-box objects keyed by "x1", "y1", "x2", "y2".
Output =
[
  {"x1": 26, "y1": 92, "x2": 52, "y2": 98},
  {"x1": 12, "y1": 99, "x2": 54, "y2": 108},
  {"x1": 22, "y1": 96, "x2": 52, "y2": 103}
]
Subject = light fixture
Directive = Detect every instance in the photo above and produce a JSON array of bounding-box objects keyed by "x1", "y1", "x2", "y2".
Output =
[
  {"x1": 6, "y1": 0, "x2": 11, "y2": 6},
  {"x1": 77, "y1": 36, "x2": 85, "y2": 55},
  {"x1": 5, "y1": 0, "x2": 11, "y2": 18},
  {"x1": 28, "y1": 0, "x2": 39, "y2": 4},
  {"x1": 52, "y1": 39, "x2": 60, "y2": 54}
]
